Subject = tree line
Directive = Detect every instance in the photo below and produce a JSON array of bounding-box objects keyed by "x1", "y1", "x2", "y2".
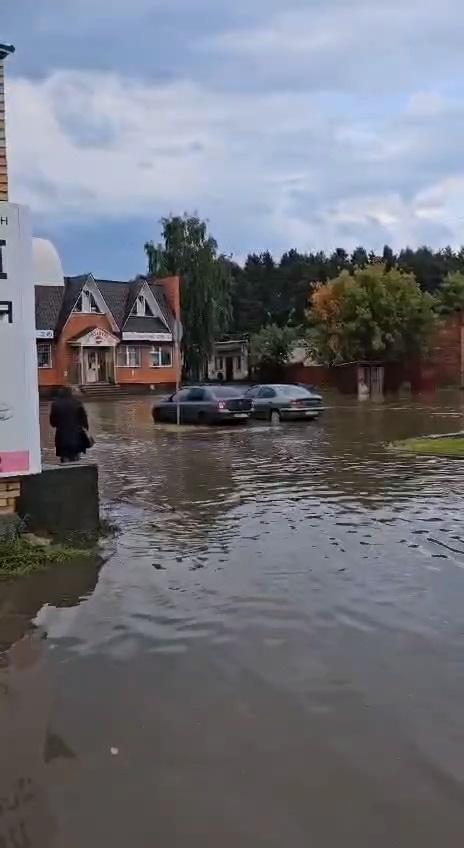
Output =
[{"x1": 145, "y1": 214, "x2": 464, "y2": 375}]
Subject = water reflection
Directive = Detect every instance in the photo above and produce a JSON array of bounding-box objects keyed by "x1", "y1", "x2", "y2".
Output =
[
  {"x1": 0, "y1": 557, "x2": 101, "y2": 847},
  {"x1": 0, "y1": 627, "x2": 57, "y2": 847},
  {"x1": 35, "y1": 391, "x2": 464, "y2": 846}
]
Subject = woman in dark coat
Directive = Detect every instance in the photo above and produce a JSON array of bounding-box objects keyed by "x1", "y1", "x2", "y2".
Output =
[{"x1": 49, "y1": 387, "x2": 91, "y2": 464}]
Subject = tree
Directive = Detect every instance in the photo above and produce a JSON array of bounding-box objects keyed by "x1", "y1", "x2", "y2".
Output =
[
  {"x1": 309, "y1": 264, "x2": 435, "y2": 365},
  {"x1": 145, "y1": 215, "x2": 231, "y2": 379},
  {"x1": 434, "y1": 271, "x2": 464, "y2": 314},
  {"x1": 251, "y1": 323, "x2": 298, "y2": 374}
]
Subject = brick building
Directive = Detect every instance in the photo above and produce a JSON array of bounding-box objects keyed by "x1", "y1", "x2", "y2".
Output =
[{"x1": 35, "y1": 268, "x2": 181, "y2": 396}]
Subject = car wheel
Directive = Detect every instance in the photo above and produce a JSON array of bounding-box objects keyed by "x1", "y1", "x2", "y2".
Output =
[{"x1": 270, "y1": 409, "x2": 281, "y2": 425}]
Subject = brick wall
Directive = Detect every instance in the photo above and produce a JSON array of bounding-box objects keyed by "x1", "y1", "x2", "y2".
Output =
[
  {"x1": 425, "y1": 315, "x2": 463, "y2": 387},
  {"x1": 0, "y1": 479, "x2": 20, "y2": 515},
  {"x1": 116, "y1": 343, "x2": 176, "y2": 387},
  {"x1": 0, "y1": 61, "x2": 8, "y2": 201}
]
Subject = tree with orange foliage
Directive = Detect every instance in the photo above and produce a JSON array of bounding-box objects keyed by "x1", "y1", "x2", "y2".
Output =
[{"x1": 307, "y1": 264, "x2": 435, "y2": 365}]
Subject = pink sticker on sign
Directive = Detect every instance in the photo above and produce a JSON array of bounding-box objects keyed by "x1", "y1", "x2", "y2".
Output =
[{"x1": 0, "y1": 451, "x2": 30, "y2": 473}]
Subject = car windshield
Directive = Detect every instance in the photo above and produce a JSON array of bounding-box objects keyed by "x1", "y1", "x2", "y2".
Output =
[
  {"x1": 277, "y1": 385, "x2": 313, "y2": 398},
  {"x1": 210, "y1": 387, "x2": 242, "y2": 397}
]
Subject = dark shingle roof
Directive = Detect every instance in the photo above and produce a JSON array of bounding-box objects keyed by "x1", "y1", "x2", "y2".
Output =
[
  {"x1": 35, "y1": 286, "x2": 64, "y2": 331},
  {"x1": 123, "y1": 279, "x2": 145, "y2": 322},
  {"x1": 123, "y1": 316, "x2": 171, "y2": 334},
  {"x1": 56, "y1": 275, "x2": 88, "y2": 332},
  {"x1": 95, "y1": 279, "x2": 131, "y2": 328},
  {"x1": 34, "y1": 274, "x2": 177, "y2": 336},
  {"x1": 149, "y1": 282, "x2": 175, "y2": 331}
]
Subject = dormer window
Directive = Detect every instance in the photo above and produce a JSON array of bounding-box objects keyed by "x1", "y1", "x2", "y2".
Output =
[
  {"x1": 73, "y1": 288, "x2": 102, "y2": 314},
  {"x1": 131, "y1": 294, "x2": 153, "y2": 317}
]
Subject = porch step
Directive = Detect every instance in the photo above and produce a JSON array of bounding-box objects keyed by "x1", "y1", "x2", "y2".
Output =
[
  {"x1": 78, "y1": 384, "x2": 123, "y2": 401},
  {"x1": 76, "y1": 384, "x2": 157, "y2": 401}
]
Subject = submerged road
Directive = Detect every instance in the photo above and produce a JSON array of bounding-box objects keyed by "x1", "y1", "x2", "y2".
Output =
[{"x1": 2, "y1": 391, "x2": 464, "y2": 846}]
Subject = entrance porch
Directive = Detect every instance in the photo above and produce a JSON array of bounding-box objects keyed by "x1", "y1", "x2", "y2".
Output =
[{"x1": 67, "y1": 327, "x2": 119, "y2": 386}]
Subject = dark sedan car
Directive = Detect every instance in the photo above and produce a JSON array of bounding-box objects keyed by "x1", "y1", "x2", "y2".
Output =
[
  {"x1": 152, "y1": 385, "x2": 253, "y2": 425},
  {"x1": 244, "y1": 383, "x2": 324, "y2": 423}
]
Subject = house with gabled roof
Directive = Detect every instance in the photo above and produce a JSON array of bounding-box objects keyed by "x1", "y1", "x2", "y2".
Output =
[{"x1": 35, "y1": 272, "x2": 181, "y2": 396}]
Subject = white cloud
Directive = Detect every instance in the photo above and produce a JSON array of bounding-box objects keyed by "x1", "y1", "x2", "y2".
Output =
[
  {"x1": 206, "y1": 0, "x2": 464, "y2": 94},
  {"x1": 5, "y1": 62, "x2": 464, "y2": 255}
]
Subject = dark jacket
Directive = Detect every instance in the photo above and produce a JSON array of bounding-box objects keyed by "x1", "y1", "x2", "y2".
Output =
[{"x1": 50, "y1": 396, "x2": 89, "y2": 459}]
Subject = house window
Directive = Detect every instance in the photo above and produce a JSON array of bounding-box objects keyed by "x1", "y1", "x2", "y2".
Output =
[
  {"x1": 235, "y1": 356, "x2": 242, "y2": 372},
  {"x1": 117, "y1": 345, "x2": 141, "y2": 367},
  {"x1": 37, "y1": 342, "x2": 52, "y2": 369},
  {"x1": 150, "y1": 346, "x2": 172, "y2": 368},
  {"x1": 73, "y1": 288, "x2": 102, "y2": 314},
  {"x1": 131, "y1": 295, "x2": 154, "y2": 317},
  {"x1": 215, "y1": 356, "x2": 224, "y2": 371}
]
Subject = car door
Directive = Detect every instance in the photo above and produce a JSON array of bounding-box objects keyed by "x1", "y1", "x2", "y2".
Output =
[
  {"x1": 244, "y1": 386, "x2": 260, "y2": 417},
  {"x1": 166, "y1": 388, "x2": 189, "y2": 423},
  {"x1": 254, "y1": 386, "x2": 276, "y2": 418},
  {"x1": 184, "y1": 387, "x2": 207, "y2": 423}
]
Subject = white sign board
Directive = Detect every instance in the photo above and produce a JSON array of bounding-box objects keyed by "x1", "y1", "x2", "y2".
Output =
[
  {"x1": 0, "y1": 203, "x2": 41, "y2": 477},
  {"x1": 36, "y1": 329, "x2": 54, "y2": 339},
  {"x1": 122, "y1": 331, "x2": 172, "y2": 342}
]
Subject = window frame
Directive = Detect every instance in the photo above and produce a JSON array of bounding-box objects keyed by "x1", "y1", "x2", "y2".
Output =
[
  {"x1": 245, "y1": 386, "x2": 260, "y2": 398},
  {"x1": 73, "y1": 288, "x2": 102, "y2": 315},
  {"x1": 131, "y1": 294, "x2": 154, "y2": 318},
  {"x1": 150, "y1": 345, "x2": 173, "y2": 368},
  {"x1": 171, "y1": 388, "x2": 190, "y2": 403},
  {"x1": 37, "y1": 342, "x2": 53, "y2": 369},
  {"x1": 258, "y1": 386, "x2": 276, "y2": 399},
  {"x1": 186, "y1": 387, "x2": 207, "y2": 402},
  {"x1": 117, "y1": 344, "x2": 141, "y2": 368}
]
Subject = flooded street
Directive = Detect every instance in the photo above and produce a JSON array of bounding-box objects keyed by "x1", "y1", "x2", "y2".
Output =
[{"x1": 3, "y1": 391, "x2": 464, "y2": 846}]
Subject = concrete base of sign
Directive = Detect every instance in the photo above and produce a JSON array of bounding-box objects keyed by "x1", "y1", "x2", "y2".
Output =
[{"x1": 18, "y1": 463, "x2": 100, "y2": 546}]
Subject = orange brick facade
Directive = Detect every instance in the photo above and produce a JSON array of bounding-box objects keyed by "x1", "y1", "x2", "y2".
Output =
[
  {"x1": 425, "y1": 314, "x2": 464, "y2": 387},
  {"x1": 284, "y1": 315, "x2": 464, "y2": 393},
  {"x1": 36, "y1": 275, "x2": 181, "y2": 396}
]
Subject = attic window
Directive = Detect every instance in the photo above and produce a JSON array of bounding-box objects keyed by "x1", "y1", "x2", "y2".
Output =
[
  {"x1": 131, "y1": 294, "x2": 153, "y2": 317},
  {"x1": 73, "y1": 288, "x2": 102, "y2": 314}
]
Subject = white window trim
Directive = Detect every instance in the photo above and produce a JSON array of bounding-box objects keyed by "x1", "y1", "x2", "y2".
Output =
[
  {"x1": 37, "y1": 342, "x2": 53, "y2": 369},
  {"x1": 123, "y1": 281, "x2": 170, "y2": 332},
  {"x1": 117, "y1": 344, "x2": 142, "y2": 368},
  {"x1": 63, "y1": 275, "x2": 119, "y2": 334},
  {"x1": 131, "y1": 293, "x2": 154, "y2": 318},
  {"x1": 72, "y1": 287, "x2": 103, "y2": 315},
  {"x1": 150, "y1": 345, "x2": 173, "y2": 368}
]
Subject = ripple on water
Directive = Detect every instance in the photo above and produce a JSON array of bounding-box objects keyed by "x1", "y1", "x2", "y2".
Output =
[{"x1": 34, "y1": 395, "x2": 464, "y2": 844}]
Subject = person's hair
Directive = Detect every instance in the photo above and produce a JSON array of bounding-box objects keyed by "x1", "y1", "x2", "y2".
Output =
[{"x1": 56, "y1": 386, "x2": 73, "y2": 399}]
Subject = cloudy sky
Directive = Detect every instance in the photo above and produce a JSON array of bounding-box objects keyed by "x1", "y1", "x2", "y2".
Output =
[{"x1": 3, "y1": 0, "x2": 464, "y2": 278}]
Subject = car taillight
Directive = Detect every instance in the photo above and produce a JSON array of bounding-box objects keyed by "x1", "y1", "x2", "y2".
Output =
[{"x1": 218, "y1": 400, "x2": 227, "y2": 410}]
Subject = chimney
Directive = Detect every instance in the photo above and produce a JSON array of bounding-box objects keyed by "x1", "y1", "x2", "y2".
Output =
[
  {"x1": 0, "y1": 43, "x2": 15, "y2": 202},
  {"x1": 160, "y1": 275, "x2": 181, "y2": 321}
]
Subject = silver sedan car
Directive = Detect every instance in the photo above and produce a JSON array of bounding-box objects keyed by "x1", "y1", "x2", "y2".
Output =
[{"x1": 244, "y1": 384, "x2": 324, "y2": 423}]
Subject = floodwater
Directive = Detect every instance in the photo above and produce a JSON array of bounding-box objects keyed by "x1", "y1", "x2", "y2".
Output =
[{"x1": 2, "y1": 391, "x2": 464, "y2": 846}]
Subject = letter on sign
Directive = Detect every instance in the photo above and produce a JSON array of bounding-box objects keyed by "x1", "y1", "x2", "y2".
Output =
[
  {"x1": 0, "y1": 301, "x2": 13, "y2": 323},
  {"x1": 0, "y1": 239, "x2": 6, "y2": 280}
]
